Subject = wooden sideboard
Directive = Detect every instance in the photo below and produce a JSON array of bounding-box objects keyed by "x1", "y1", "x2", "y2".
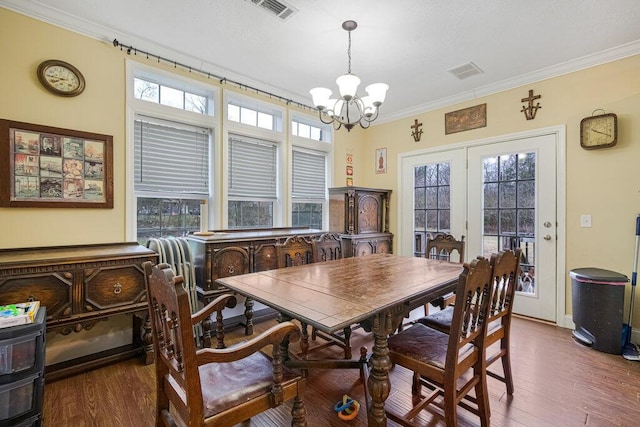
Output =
[
  {"x1": 0, "y1": 242, "x2": 158, "y2": 381},
  {"x1": 329, "y1": 186, "x2": 393, "y2": 257}
]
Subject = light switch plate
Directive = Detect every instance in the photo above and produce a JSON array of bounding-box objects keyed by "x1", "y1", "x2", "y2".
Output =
[{"x1": 580, "y1": 214, "x2": 592, "y2": 228}]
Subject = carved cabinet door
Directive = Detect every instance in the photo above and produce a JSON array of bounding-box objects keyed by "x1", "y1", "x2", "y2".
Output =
[
  {"x1": 84, "y1": 264, "x2": 147, "y2": 311},
  {"x1": 0, "y1": 272, "x2": 73, "y2": 321},
  {"x1": 357, "y1": 193, "x2": 382, "y2": 234},
  {"x1": 212, "y1": 246, "x2": 250, "y2": 286}
]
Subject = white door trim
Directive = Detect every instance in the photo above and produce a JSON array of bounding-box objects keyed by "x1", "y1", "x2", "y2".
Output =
[{"x1": 397, "y1": 125, "x2": 567, "y2": 327}]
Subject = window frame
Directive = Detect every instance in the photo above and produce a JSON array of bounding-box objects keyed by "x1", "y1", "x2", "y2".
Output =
[
  {"x1": 222, "y1": 91, "x2": 287, "y2": 229},
  {"x1": 125, "y1": 60, "x2": 219, "y2": 241},
  {"x1": 289, "y1": 112, "x2": 333, "y2": 230}
]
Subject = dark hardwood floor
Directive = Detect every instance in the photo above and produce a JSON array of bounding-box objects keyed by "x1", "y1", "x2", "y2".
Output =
[{"x1": 43, "y1": 315, "x2": 640, "y2": 426}]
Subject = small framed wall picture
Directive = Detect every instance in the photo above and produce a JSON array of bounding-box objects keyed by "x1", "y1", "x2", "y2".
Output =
[{"x1": 375, "y1": 148, "x2": 387, "y2": 174}]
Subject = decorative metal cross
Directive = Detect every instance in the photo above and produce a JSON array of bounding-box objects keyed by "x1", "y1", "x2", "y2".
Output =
[
  {"x1": 411, "y1": 119, "x2": 423, "y2": 142},
  {"x1": 520, "y1": 89, "x2": 542, "y2": 120}
]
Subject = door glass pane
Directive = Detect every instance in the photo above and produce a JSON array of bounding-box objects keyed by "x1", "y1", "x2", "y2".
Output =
[
  {"x1": 413, "y1": 161, "x2": 451, "y2": 257},
  {"x1": 482, "y1": 151, "x2": 536, "y2": 295}
]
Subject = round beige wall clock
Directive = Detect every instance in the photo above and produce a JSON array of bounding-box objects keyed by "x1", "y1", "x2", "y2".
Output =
[{"x1": 37, "y1": 59, "x2": 85, "y2": 97}]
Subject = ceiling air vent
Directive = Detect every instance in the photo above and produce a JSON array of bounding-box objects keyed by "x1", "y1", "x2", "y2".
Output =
[
  {"x1": 447, "y1": 62, "x2": 484, "y2": 80},
  {"x1": 248, "y1": 0, "x2": 298, "y2": 21}
]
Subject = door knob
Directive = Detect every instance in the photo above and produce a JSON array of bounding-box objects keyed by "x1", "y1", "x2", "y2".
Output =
[
  {"x1": 544, "y1": 221, "x2": 552, "y2": 228},
  {"x1": 543, "y1": 235, "x2": 552, "y2": 241}
]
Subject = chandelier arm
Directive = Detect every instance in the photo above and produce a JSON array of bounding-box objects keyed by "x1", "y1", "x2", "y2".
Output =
[{"x1": 317, "y1": 110, "x2": 335, "y2": 125}]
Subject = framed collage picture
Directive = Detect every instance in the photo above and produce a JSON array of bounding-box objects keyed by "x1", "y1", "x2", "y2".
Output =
[{"x1": 0, "y1": 119, "x2": 113, "y2": 208}]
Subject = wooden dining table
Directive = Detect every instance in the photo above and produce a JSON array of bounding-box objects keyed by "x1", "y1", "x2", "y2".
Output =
[{"x1": 215, "y1": 253, "x2": 462, "y2": 426}]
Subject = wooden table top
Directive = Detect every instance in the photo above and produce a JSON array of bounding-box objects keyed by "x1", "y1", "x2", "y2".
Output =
[{"x1": 216, "y1": 254, "x2": 462, "y2": 333}]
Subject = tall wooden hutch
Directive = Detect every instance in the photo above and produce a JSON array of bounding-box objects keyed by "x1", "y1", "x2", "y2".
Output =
[{"x1": 329, "y1": 186, "x2": 393, "y2": 257}]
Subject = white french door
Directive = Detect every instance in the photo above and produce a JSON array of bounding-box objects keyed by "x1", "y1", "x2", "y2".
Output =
[
  {"x1": 467, "y1": 134, "x2": 557, "y2": 321},
  {"x1": 399, "y1": 129, "x2": 562, "y2": 323}
]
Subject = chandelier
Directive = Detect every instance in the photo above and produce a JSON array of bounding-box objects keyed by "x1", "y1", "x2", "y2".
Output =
[{"x1": 310, "y1": 20, "x2": 389, "y2": 132}]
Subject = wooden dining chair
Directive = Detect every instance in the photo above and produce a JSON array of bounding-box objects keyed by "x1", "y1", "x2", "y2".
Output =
[
  {"x1": 276, "y1": 235, "x2": 314, "y2": 268},
  {"x1": 387, "y1": 256, "x2": 494, "y2": 427},
  {"x1": 418, "y1": 248, "x2": 522, "y2": 395},
  {"x1": 425, "y1": 234, "x2": 465, "y2": 313},
  {"x1": 143, "y1": 262, "x2": 307, "y2": 427}
]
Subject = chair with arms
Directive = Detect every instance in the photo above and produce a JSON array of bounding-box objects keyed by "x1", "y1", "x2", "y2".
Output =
[
  {"x1": 386, "y1": 256, "x2": 494, "y2": 427},
  {"x1": 425, "y1": 234, "x2": 465, "y2": 313},
  {"x1": 418, "y1": 248, "x2": 522, "y2": 395},
  {"x1": 144, "y1": 262, "x2": 307, "y2": 427}
]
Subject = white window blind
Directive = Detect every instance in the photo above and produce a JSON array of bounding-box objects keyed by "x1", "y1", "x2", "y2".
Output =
[
  {"x1": 228, "y1": 134, "x2": 277, "y2": 199},
  {"x1": 134, "y1": 118, "x2": 209, "y2": 194},
  {"x1": 292, "y1": 149, "x2": 326, "y2": 199}
]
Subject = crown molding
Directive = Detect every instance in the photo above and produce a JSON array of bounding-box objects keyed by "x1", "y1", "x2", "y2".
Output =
[{"x1": 379, "y1": 40, "x2": 640, "y2": 124}]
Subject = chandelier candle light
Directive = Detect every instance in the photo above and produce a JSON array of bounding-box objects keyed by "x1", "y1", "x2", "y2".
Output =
[{"x1": 310, "y1": 20, "x2": 389, "y2": 132}]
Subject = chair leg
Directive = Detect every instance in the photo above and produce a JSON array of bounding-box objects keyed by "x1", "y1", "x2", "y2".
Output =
[
  {"x1": 474, "y1": 372, "x2": 491, "y2": 427},
  {"x1": 291, "y1": 394, "x2": 306, "y2": 426},
  {"x1": 411, "y1": 372, "x2": 422, "y2": 405},
  {"x1": 501, "y1": 343, "x2": 515, "y2": 395},
  {"x1": 443, "y1": 382, "x2": 458, "y2": 427}
]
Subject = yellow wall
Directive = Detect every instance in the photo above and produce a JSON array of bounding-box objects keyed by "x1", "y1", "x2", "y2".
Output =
[{"x1": 2, "y1": 8, "x2": 640, "y2": 330}]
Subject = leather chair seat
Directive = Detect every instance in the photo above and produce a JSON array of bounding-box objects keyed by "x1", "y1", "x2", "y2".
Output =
[
  {"x1": 388, "y1": 323, "x2": 475, "y2": 370},
  {"x1": 200, "y1": 351, "x2": 300, "y2": 417}
]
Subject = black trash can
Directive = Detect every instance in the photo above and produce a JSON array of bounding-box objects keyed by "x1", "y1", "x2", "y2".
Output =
[{"x1": 570, "y1": 267, "x2": 628, "y2": 354}]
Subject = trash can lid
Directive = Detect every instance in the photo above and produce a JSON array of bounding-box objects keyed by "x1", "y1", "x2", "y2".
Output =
[{"x1": 569, "y1": 267, "x2": 629, "y2": 284}]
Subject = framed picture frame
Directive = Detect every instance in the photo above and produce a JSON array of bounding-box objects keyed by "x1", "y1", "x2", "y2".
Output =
[
  {"x1": 0, "y1": 119, "x2": 113, "y2": 208},
  {"x1": 375, "y1": 147, "x2": 387, "y2": 174},
  {"x1": 445, "y1": 103, "x2": 487, "y2": 135}
]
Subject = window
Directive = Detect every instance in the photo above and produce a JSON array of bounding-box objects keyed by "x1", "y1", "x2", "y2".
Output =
[
  {"x1": 134, "y1": 118, "x2": 210, "y2": 243},
  {"x1": 134, "y1": 78, "x2": 208, "y2": 114},
  {"x1": 291, "y1": 116, "x2": 331, "y2": 143},
  {"x1": 414, "y1": 162, "x2": 451, "y2": 256},
  {"x1": 228, "y1": 103, "x2": 276, "y2": 130},
  {"x1": 292, "y1": 120, "x2": 323, "y2": 141},
  {"x1": 227, "y1": 134, "x2": 278, "y2": 229},
  {"x1": 291, "y1": 148, "x2": 326, "y2": 229}
]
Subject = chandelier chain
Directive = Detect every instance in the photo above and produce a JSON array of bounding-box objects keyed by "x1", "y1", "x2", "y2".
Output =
[{"x1": 347, "y1": 30, "x2": 352, "y2": 74}]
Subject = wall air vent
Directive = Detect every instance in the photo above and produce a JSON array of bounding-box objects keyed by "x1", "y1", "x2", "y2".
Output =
[
  {"x1": 447, "y1": 62, "x2": 484, "y2": 80},
  {"x1": 248, "y1": 0, "x2": 298, "y2": 21}
]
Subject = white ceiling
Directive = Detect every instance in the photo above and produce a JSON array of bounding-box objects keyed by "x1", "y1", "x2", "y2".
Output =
[{"x1": 3, "y1": 0, "x2": 640, "y2": 122}]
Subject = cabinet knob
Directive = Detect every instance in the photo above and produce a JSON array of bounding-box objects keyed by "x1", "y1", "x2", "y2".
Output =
[{"x1": 113, "y1": 282, "x2": 122, "y2": 294}]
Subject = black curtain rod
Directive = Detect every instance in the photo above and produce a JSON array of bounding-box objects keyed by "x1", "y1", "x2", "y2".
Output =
[{"x1": 112, "y1": 39, "x2": 315, "y2": 112}]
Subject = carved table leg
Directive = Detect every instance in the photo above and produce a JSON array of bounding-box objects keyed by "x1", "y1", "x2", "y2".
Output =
[
  {"x1": 300, "y1": 322, "x2": 309, "y2": 360},
  {"x1": 367, "y1": 311, "x2": 396, "y2": 426},
  {"x1": 244, "y1": 297, "x2": 254, "y2": 336},
  {"x1": 343, "y1": 326, "x2": 352, "y2": 359}
]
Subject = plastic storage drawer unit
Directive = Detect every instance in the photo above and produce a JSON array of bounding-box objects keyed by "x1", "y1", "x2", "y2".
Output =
[
  {"x1": 570, "y1": 268, "x2": 628, "y2": 354},
  {"x1": 0, "y1": 308, "x2": 46, "y2": 384},
  {"x1": 0, "y1": 373, "x2": 43, "y2": 422},
  {"x1": 0, "y1": 307, "x2": 45, "y2": 427}
]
